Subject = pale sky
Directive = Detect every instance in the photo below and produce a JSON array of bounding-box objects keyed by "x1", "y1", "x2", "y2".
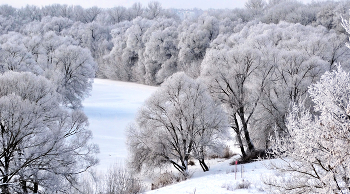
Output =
[{"x1": 1, "y1": 0, "x2": 317, "y2": 10}]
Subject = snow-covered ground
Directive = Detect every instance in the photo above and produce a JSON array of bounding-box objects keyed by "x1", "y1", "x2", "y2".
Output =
[
  {"x1": 82, "y1": 78, "x2": 274, "y2": 193},
  {"x1": 145, "y1": 158, "x2": 274, "y2": 194},
  {"x1": 82, "y1": 79, "x2": 157, "y2": 172}
]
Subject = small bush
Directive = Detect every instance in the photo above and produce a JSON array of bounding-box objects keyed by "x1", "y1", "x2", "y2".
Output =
[
  {"x1": 235, "y1": 179, "x2": 251, "y2": 189},
  {"x1": 188, "y1": 160, "x2": 195, "y2": 166},
  {"x1": 209, "y1": 154, "x2": 219, "y2": 159},
  {"x1": 222, "y1": 146, "x2": 236, "y2": 159},
  {"x1": 105, "y1": 164, "x2": 145, "y2": 194},
  {"x1": 151, "y1": 171, "x2": 187, "y2": 190},
  {"x1": 222, "y1": 179, "x2": 251, "y2": 191},
  {"x1": 209, "y1": 146, "x2": 236, "y2": 160},
  {"x1": 230, "y1": 149, "x2": 270, "y2": 165}
]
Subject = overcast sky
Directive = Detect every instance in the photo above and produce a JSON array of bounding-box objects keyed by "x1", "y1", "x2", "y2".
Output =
[{"x1": 1, "y1": 0, "x2": 320, "y2": 10}]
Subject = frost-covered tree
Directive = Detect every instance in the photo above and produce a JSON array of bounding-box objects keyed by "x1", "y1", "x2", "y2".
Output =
[
  {"x1": 127, "y1": 3, "x2": 144, "y2": 20},
  {"x1": 178, "y1": 15, "x2": 219, "y2": 78},
  {"x1": 104, "y1": 6, "x2": 127, "y2": 24},
  {"x1": 259, "y1": 22, "x2": 348, "y2": 136},
  {"x1": 0, "y1": 32, "x2": 40, "y2": 74},
  {"x1": 127, "y1": 72, "x2": 228, "y2": 176},
  {"x1": 265, "y1": 66, "x2": 350, "y2": 193},
  {"x1": 142, "y1": 18, "x2": 179, "y2": 85},
  {"x1": 201, "y1": 40, "x2": 272, "y2": 158},
  {"x1": 0, "y1": 72, "x2": 98, "y2": 194},
  {"x1": 41, "y1": 16, "x2": 74, "y2": 34},
  {"x1": 145, "y1": 1, "x2": 163, "y2": 20},
  {"x1": 51, "y1": 45, "x2": 96, "y2": 108},
  {"x1": 100, "y1": 20, "x2": 133, "y2": 80},
  {"x1": 245, "y1": 0, "x2": 266, "y2": 17}
]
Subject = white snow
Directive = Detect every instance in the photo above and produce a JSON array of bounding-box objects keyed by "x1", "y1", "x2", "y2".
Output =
[
  {"x1": 145, "y1": 158, "x2": 274, "y2": 194},
  {"x1": 82, "y1": 79, "x2": 157, "y2": 172}
]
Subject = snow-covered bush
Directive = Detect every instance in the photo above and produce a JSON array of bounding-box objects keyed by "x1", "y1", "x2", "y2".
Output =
[
  {"x1": 264, "y1": 66, "x2": 350, "y2": 193},
  {"x1": 151, "y1": 171, "x2": 187, "y2": 190},
  {"x1": 222, "y1": 179, "x2": 251, "y2": 191},
  {"x1": 104, "y1": 163, "x2": 145, "y2": 194}
]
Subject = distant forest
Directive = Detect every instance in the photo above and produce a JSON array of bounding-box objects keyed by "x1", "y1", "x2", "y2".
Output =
[{"x1": 0, "y1": 0, "x2": 349, "y2": 83}]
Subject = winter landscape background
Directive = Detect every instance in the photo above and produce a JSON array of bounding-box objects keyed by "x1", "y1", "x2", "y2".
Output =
[{"x1": 1, "y1": 0, "x2": 350, "y2": 193}]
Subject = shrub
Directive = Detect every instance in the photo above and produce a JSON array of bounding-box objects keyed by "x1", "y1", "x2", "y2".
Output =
[
  {"x1": 151, "y1": 171, "x2": 188, "y2": 190},
  {"x1": 222, "y1": 179, "x2": 251, "y2": 191}
]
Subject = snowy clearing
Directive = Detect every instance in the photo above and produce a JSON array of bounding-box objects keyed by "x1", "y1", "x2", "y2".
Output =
[
  {"x1": 145, "y1": 158, "x2": 275, "y2": 194},
  {"x1": 82, "y1": 79, "x2": 157, "y2": 172}
]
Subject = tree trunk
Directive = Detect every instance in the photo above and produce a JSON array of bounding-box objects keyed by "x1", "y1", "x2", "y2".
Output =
[
  {"x1": 233, "y1": 114, "x2": 246, "y2": 158},
  {"x1": 198, "y1": 159, "x2": 209, "y2": 172},
  {"x1": 2, "y1": 159, "x2": 10, "y2": 194},
  {"x1": 33, "y1": 182, "x2": 38, "y2": 194},
  {"x1": 21, "y1": 180, "x2": 28, "y2": 194},
  {"x1": 1, "y1": 175, "x2": 9, "y2": 194},
  {"x1": 239, "y1": 107, "x2": 255, "y2": 152}
]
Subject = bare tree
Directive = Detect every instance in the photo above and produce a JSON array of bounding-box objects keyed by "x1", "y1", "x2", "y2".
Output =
[{"x1": 201, "y1": 43, "x2": 272, "y2": 158}]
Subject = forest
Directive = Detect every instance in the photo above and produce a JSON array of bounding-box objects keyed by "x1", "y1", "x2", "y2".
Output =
[{"x1": 1, "y1": 0, "x2": 350, "y2": 193}]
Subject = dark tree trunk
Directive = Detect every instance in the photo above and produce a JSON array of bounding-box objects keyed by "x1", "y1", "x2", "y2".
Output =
[
  {"x1": 198, "y1": 159, "x2": 209, "y2": 172},
  {"x1": 21, "y1": 180, "x2": 28, "y2": 194},
  {"x1": 2, "y1": 158, "x2": 10, "y2": 194},
  {"x1": 233, "y1": 114, "x2": 247, "y2": 158},
  {"x1": 33, "y1": 182, "x2": 38, "y2": 194},
  {"x1": 1, "y1": 175, "x2": 9, "y2": 194},
  {"x1": 239, "y1": 107, "x2": 255, "y2": 152}
]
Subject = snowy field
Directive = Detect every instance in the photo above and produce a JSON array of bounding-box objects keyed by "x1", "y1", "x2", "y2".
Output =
[{"x1": 82, "y1": 79, "x2": 157, "y2": 172}]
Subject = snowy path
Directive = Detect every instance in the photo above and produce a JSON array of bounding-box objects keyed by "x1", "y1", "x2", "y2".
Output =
[{"x1": 82, "y1": 79, "x2": 157, "y2": 172}]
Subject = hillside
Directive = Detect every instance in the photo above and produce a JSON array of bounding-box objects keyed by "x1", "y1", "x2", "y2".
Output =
[{"x1": 145, "y1": 158, "x2": 275, "y2": 194}]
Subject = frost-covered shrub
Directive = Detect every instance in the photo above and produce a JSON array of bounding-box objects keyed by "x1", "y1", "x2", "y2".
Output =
[
  {"x1": 264, "y1": 66, "x2": 350, "y2": 193},
  {"x1": 151, "y1": 171, "x2": 187, "y2": 190},
  {"x1": 222, "y1": 179, "x2": 251, "y2": 191}
]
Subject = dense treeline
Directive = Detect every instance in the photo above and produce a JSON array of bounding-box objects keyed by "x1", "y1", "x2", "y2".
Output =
[
  {"x1": 1, "y1": 0, "x2": 350, "y2": 193},
  {"x1": 0, "y1": 1, "x2": 349, "y2": 84}
]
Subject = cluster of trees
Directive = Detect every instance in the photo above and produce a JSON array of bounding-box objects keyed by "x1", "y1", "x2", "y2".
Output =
[
  {"x1": 260, "y1": 15, "x2": 350, "y2": 194},
  {"x1": 0, "y1": 28, "x2": 98, "y2": 193},
  {"x1": 264, "y1": 65, "x2": 350, "y2": 193},
  {"x1": 0, "y1": 3, "x2": 102, "y2": 194},
  {"x1": 123, "y1": 0, "x2": 350, "y2": 186}
]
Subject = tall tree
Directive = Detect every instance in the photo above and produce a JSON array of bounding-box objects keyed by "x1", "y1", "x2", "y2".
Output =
[
  {"x1": 201, "y1": 43, "x2": 272, "y2": 158},
  {"x1": 51, "y1": 45, "x2": 97, "y2": 109},
  {"x1": 127, "y1": 72, "x2": 228, "y2": 176},
  {"x1": 0, "y1": 72, "x2": 98, "y2": 193}
]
